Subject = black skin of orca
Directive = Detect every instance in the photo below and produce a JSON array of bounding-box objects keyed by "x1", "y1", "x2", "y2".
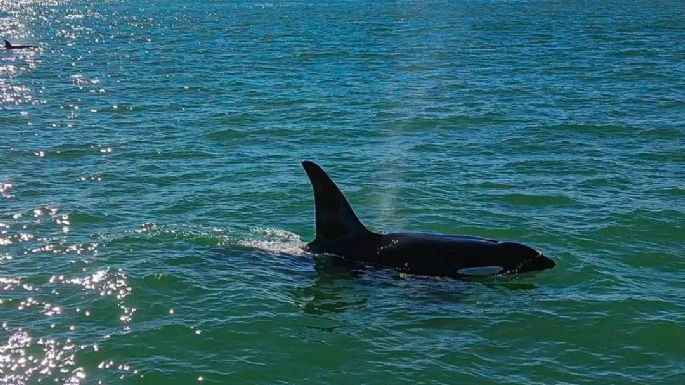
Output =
[
  {"x1": 301, "y1": 161, "x2": 555, "y2": 278},
  {"x1": 4, "y1": 40, "x2": 36, "y2": 50}
]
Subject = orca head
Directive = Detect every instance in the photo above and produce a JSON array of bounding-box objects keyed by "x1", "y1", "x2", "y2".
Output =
[{"x1": 497, "y1": 241, "x2": 555, "y2": 275}]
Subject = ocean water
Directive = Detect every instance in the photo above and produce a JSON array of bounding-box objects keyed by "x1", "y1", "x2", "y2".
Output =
[{"x1": 1, "y1": 0, "x2": 684, "y2": 384}]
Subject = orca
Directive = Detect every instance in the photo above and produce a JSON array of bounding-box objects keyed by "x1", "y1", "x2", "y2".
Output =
[
  {"x1": 4, "y1": 39, "x2": 36, "y2": 50},
  {"x1": 301, "y1": 161, "x2": 555, "y2": 278}
]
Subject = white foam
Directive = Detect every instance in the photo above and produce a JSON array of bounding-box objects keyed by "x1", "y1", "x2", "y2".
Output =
[{"x1": 238, "y1": 227, "x2": 306, "y2": 256}]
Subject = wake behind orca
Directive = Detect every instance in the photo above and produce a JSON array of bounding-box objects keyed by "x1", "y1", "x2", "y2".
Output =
[
  {"x1": 301, "y1": 161, "x2": 555, "y2": 278},
  {"x1": 4, "y1": 39, "x2": 37, "y2": 50}
]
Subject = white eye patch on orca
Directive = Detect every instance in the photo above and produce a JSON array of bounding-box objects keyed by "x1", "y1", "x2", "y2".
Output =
[{"x1": 457, "y1": 266, "x2": 504, "y2": 276}]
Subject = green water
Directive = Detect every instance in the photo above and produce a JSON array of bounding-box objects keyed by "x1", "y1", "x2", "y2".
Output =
[{"x1": 1, "y1": 0, "x2": 684, "y2": 384}]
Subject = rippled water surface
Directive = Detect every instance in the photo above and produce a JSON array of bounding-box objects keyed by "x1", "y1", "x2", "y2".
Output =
[{"x1": 1, "y1": 0, "x2": 684, "y2": 384}]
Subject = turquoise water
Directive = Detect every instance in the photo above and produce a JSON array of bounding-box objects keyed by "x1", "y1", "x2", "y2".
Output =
[{"x1": 1, "y1": 0, "x2": 684, "y2": 383}]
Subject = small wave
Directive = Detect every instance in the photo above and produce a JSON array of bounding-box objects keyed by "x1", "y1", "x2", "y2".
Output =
[
  {"x1": 136, "y1": 222, "x2": 229, "y2": 237},
  {"x1": 549, "y1": 123, "x2": 636, "y2": 135},
  {"x1": 205, "y1": 128, "x2": 249, "y2": 140},
  {"x1": 497, "y1": 193, "x2": 577, "y2": 206}
]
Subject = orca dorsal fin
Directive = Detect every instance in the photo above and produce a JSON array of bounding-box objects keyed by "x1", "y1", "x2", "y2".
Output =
[
  {"x1": 302, "y1": 161, "x2": 372, "y2": 242},
  {"x1": 4, "y1": 40, "x2": 11, "y2": 49}
]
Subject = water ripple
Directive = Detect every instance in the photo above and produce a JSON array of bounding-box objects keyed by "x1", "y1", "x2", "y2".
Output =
[{"x1": 1, "y1": 0, "x2": 684, "y2": 384}]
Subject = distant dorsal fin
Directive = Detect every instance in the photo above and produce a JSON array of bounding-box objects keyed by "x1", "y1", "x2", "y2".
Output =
[
  {"x1": 302, "y1": 161, "x2": 372, "y2": 241},
  {"x1": 4, "y1": 40, "x2": 11, "y2": 48}
]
